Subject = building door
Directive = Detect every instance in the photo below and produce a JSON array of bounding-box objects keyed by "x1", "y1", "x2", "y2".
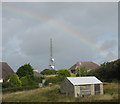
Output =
[{"x1": 94, "y1": 84, "x2": 100, "y2": 95}]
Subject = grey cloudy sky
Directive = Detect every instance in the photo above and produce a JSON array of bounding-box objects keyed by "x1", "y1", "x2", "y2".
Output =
[{"x1": 2, "y1": 2, "x2": 118, "y2": 72}]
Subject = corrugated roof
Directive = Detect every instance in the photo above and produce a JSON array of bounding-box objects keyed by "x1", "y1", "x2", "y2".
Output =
[{"x1": 67, "y1": 76, "x2": 102, "y2": 85}]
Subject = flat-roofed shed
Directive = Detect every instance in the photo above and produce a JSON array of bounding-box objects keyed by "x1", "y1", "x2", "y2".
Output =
[{"x1": 60, "y1": 76, "x2": 103, "y2": 97}]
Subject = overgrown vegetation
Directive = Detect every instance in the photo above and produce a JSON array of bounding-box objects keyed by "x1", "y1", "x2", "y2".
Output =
[
  {"x1": 44, "y1": 69, "x2": 71, "y2": 85},
  {"x1": 2, "y1": 64, "x2": 45, "y2": 93},
  {"x1": 87, "y1": 59, "x2": 119, "y2": 82}
]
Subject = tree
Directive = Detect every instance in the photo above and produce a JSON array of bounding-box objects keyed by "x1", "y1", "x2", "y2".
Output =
[
  {"x1": 87, "y1": 59, "x2": 120, "y2": 82},
  {"x1": 16, "y1": 64, "x2": 34, "y2": 78},
  {"x1": 57, "y1": 69, "x2": 71, "y2": 77},
  {"x1": 40, "y1": 69, "x2": 56, "y2": 75},
  {"x1": 76, "y1": 67, "x2": 88, "y2": 77}
]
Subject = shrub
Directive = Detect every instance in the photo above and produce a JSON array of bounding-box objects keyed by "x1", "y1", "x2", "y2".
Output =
[
  {"x1": 9, "y1": 74, "x2": 22, "y2": 87},
  {"x1": 20, "y1": 76, "x2": 29, "y2": 86},
  {"x1": 2, "y1": 74, "x2": 21, "y2": 88},
  {"x1": 44, "y1": 69, "x2": 71, "y2": 85},
  {"x1": 20, "y1": 75, "x2": 38, "y2": 87},
  {"x1": 57, "y1": 69, "x2": 71, "y2": 77},
  {"x1": 44, "y1": 76, "x2": 65, "y2": 85},
  {"x1": 40, "y1": 69, "x2": 56, "y2": 75},
  {"x1": 34, "y1": 76, "x2": 45, "y2": 83}
]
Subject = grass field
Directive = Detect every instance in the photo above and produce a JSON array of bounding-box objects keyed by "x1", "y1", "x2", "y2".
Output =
[{"x1": 2, "y1": 82, "x2": 119, "y2": 102}]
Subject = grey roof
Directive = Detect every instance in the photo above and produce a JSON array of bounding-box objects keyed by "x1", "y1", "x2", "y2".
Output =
[{"x1": 67, "y1": 76, "x2": 102, "y2": 85}]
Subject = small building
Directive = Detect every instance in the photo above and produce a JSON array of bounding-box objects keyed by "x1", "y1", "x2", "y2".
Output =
[
  {"x1": 60, "y1": 76, "x2": 103, "y2": 97},
  {"x1": 0, "y1": 62, "x2": 15, "y2": 83},
  {"x1": 69, "y1": 61, "x2": 99, "y2": 74}
]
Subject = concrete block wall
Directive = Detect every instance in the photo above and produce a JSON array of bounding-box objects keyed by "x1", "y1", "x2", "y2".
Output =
[
  {"x1": 66, "y1": 79, "x2": 74, "y2": 96},
  {"x1": 74, "y1": 86, "x2": 80, "y2": 97},
  {"x1": 100, "y1": 83, "x2": 103, "y2": 95},
  {"x1": 91, "y1": 84, "x2": 95, "y2": 95},
  {"x1": 60, "y1": 78, "x2": 74, "y2": 96}
]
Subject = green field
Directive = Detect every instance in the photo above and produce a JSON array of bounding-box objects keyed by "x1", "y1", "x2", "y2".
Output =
[{"x1": 2, "y1": 82, "x2": 119, "y2": 102}]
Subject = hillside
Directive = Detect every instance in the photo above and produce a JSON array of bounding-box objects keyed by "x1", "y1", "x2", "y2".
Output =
[{"x1": 2, "y1": 83, "x2": 119, "y2": 102}]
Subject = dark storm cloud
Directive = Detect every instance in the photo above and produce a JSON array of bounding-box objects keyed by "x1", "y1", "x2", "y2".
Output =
[
  {"x1": 100, "y1": 40, "x2": 117, "y2": 51},
  {"x1": 2, "y1": 2, "x2": 118, "y2": 71}
]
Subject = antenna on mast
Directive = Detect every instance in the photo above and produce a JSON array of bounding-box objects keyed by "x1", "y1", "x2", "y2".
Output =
[{"x1": 49, "y1": 38, "x2": 55, "y2": 70}]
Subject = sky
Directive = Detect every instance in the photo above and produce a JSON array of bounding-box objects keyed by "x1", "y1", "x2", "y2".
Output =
[{"x1": 2, "y1": 2, "x2": 118, "y2": 72}]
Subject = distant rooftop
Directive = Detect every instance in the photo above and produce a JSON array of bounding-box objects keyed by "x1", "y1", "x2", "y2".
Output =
[
  {"x1": 34, "y1": 71, "x2": 44, "y2": 77},
  {"x1": 0, "y1": 62, "x2": 15, "y2": 78},
  {"x1": 69, "y1": 61, "x2": 99, "y2": 71}
]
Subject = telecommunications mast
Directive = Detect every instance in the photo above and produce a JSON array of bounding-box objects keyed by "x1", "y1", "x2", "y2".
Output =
[{"x1": 49, "y1": 38, "x2": 55, "y2": 70}]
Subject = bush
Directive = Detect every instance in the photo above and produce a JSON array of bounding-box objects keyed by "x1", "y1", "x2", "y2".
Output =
[
  {"x1": 20, "y1": 76, "x2": 29, "y2": 86},
  {"x1": 20, "y1": 75, "x2": 38, "y2": 87},
  {"x1": 2, "y1": 74, "x2": 22, "y2": 88},
  {"x1": 44, "y1": 76, "x2": 65, "y2": 85},
  {"x1": 40, "y1": 69, "x2": 56, "y2": 75},
  {"x1": 44, "y1": 69, "x2": 71, "y2": 85},
  {"x1": 34, "y1": 76, "x2": 45, "y2": 83},
  {"x1": 57, "y1": 69, "x2": 71, "y2": 77},
  {"x1": 10, "y1": 74, "x2": 22, "y2": 87}
]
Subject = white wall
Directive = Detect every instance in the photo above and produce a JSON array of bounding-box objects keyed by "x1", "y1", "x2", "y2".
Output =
[{"x1": 0, "y1": 79, "x2": 3, "y2": 83}]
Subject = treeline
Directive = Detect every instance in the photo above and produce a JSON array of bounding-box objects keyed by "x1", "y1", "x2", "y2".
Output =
[
  {"x1": 2, "y1": 59, "x2": 119, "y2": 93},
  {"x1": 87, "y1": 59, "x2": 119, "y2": 82},
  {"x1": 2, "y1": 63, "x2": 71, "y2": 93},
  {"x1": 2, "y1": 64, "x2": 44, "y2": 93}
]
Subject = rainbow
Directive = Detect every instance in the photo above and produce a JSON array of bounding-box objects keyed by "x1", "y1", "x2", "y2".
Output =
[{"x1": 3, "y1": 4, "x2": 115, "y2": 60}]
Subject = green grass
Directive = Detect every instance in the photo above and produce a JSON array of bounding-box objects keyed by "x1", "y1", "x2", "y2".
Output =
[{"x1": 2, "y1": 82, "x2": 119, "y2": 102}]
